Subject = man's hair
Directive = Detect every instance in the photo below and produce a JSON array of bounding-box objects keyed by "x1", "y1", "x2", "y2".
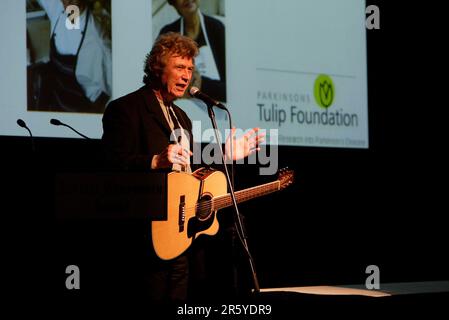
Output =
[{"x1": 143, "y1": 32, "x2": 199, "y2": 86}]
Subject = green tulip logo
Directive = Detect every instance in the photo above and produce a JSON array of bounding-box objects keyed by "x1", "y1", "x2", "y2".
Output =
[{"x1": 314, "y1": 74, "x2": 335, "y2": 109}]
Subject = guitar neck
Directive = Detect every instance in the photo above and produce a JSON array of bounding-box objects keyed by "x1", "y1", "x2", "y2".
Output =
[{"x1": 212, "y1": 180, "x2": 281, "y2": 210}]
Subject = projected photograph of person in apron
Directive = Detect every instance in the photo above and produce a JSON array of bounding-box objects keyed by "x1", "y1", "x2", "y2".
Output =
[
  {"x1": 26, "y1": 0, "x2": 112, "y2": 114},
  {"x1": 153, "y1": 0, "x2": 227, "y2": 123}
]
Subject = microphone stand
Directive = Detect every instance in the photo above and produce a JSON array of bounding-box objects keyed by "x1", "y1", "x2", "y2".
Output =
[
  {"x1": 24, "y1": 126, "x2": 36, "y2": 153},
  {"x1": 17, "y1": 119, "x2": 36, "y2": 153},
  {"x1": 62, "y1": 123, "x2": 90, "y2": 140},
  {"x1": 206, "y1": 104, "x2": 260, "y2": 294},
  {"x1": 50, "y1": 119, "x2": 90, "y2": 139},
  {"x1": 63, "y1": 123, "x2": 90, "y2": 139}
]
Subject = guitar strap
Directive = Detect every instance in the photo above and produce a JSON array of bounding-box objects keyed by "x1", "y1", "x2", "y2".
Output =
[
  {"x1": 154, "y1": 90, "x2": 191, "y2": 173},
  {"x1": 168, "y1": 106, "x2": 192, "y2": 173},
  {"x1": 198, "y1": 178, "x2": 205, "y2": 202}
]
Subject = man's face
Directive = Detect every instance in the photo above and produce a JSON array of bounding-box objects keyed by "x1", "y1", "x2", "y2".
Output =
[
  {"x1": 172, "y1": 0, "x2": 200, "y2": 17},
  {"x1": 161, "y1": 55, "x2": 194, "y2": 101}
]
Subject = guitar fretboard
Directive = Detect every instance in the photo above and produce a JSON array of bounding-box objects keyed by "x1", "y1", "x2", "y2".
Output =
[{"x1": 212, "y1": 180, "x2": 281, "y2": 210}]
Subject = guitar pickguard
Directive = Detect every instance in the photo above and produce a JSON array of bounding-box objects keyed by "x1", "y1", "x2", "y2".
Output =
[{"x1": 187, "y1": 212, "x2": 216, "y2": 239}]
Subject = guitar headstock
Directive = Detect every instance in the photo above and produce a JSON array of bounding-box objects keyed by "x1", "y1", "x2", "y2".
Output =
[{"x1": 278, "y1": 167, "x2": 295, "y2": 190}]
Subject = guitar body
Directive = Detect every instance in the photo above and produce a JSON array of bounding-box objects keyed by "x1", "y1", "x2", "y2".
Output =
[{"x1": 152, "y1": 168, "x2": 227, "y2": 260}]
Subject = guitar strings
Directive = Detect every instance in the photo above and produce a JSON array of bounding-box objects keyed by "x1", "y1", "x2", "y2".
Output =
[{"x1": 183, "y1": 181, "x2": 281, "y2": 214}]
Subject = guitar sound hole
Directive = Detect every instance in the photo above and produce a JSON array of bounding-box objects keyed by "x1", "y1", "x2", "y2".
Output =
[{"x1": 196, "y1": 195, "x2": 213, "y2": 221}]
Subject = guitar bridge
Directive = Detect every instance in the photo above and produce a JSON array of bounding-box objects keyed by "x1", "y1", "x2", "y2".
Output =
[{"x1": 178, "y1": 195, "x2": 185, "y2": 232}]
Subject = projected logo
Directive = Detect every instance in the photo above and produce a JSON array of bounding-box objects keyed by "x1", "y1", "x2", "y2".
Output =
[{"x1": 314, "y1": 74, "x2": 335, "y2": 109}]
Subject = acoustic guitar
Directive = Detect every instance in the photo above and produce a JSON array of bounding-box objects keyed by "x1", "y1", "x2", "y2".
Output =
[{"x1": 152, "y1": 167, "x2": 294, "y2": 260}]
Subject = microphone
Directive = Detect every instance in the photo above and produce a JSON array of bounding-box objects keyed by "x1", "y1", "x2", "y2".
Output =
[
  {"x1": 189, "y1": 87, "x2": 227, "y2": 110},
  {"x1": 17, "y1": 118, "x2": 36, "y2": 152},
  {"x1": 17, "y1": 118, "x2": 27, "y2": 129},
  {"x1": 50, "y1": 118, "x2": 90, "y2": 139}
]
